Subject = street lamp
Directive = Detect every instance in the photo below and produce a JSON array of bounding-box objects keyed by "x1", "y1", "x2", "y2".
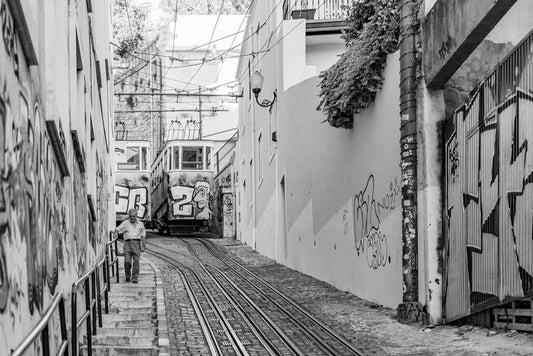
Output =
[{"x1": 251, "y1": 71, "x2": 277, "y2": 112}]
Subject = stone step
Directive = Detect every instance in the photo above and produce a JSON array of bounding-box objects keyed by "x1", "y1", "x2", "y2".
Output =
[
  {"x1": 80, "y1": 345, "x2": 158, "y2": 356},
  {"x1": 96, "y1": 327, "x2": 157, "y2": 337},
  {"x1": 107, "y1": 292, "x2": 156, "y2": 299},
  {"x1": 108, "y1": 306, "x2": 156, "y2": 314},
  {"x1": 103, "y1": 313, "x2": 155, "y2": 322},
  {"x1": 90, "y1": 335, "x2": 157, "y2": 347},
  {"x1": 110, "y1": 283, "x2": 155, "y2": 288},
  {"x1": 109, "y1": 300, "x2": 155, "y2": 308},
  {"x1": 103, "y1": 319, "x2": 157, "y2": 328},
  {"x1": 107, "y1": 296, "x2": 155, "y2": 302}
]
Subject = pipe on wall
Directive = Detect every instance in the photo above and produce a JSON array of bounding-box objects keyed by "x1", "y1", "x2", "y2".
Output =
[{"x1": 397, "y1": 0, "x2": 424, "y2": 323}]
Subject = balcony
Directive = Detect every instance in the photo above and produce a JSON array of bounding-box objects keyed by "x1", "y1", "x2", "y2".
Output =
[{"x1": 283, "y1": 0, "x2": 350, "y2": 35}]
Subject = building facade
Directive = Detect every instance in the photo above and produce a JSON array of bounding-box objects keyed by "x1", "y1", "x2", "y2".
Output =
[
  {"x1": 0, "y1": 0, "x2": 114, "y2": 353},
  {"x1": 236, "y1": 0, "x2": 533, "y2": 325}
]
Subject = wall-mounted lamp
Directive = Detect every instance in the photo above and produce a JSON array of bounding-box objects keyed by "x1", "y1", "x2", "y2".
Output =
[{"x1": 251, "y1": 71, "x2": 276, "y2": 113}]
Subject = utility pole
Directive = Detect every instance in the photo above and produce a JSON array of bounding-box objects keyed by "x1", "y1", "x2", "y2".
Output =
[{"x1": 198, "y1": 86, "x2": 202, "y2": 139}]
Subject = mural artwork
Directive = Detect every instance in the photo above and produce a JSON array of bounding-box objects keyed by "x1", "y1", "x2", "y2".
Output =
[
  {"x1": 115, "y1": 172, "x2": 150, "y2": 221},
  {"x1": 353, "y1": 175, "x2": 400, "y2": 270},
  {"x1": 445, "y1": 40, "x2": 533, "y2": 320},
  {"x1": 168, "y1": 172, "x2": 213, "y2": 220}
]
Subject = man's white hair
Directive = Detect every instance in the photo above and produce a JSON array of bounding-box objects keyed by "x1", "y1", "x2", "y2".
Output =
[{"x1": 128, "y1": 209, "x2": 138, "y2": 215}]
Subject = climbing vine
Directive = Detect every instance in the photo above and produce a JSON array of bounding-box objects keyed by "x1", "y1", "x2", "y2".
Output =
[{"x1": 317, "y1": 0, "x2": 400, "y2": 129}]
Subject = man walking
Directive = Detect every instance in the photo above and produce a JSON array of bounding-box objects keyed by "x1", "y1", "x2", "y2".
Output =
[{"x1": 114, "y1": 209, "x2": 146, "y2": 283}]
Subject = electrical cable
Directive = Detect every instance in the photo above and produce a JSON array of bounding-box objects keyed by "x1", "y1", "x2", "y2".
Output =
[{"x1": 182, "y1": 0, "x2": 227, "y2": 91}]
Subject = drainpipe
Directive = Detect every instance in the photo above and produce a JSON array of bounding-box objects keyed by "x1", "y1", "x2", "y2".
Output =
[{"x1": 398, "y1": 0, "x2": 423, "y2": 323}]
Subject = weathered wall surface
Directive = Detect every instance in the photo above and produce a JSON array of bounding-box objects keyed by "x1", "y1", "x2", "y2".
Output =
[
  {"x1": 0, "y1": 0, "x2": 113, "y2": 353},
  {"x1": 272, "y1": 53, "x2": 402, "y2": 307},
  {"x1": 213, "y1": 167, "x2": 236, "y2": 238}
]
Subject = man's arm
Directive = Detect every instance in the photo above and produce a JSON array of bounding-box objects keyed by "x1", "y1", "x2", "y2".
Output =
[
  {"x1": 114, "y1": 221, "x2": 126, "y2": 237},
  {"x1": 140, "y1": 224, "x2": 146, "y2": 251}
]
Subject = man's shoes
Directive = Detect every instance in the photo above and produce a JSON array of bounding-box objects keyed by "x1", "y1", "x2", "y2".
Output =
[
  {"x1": 132, "y1": 280, "x2": 138, "y2": 284},
  {"x1": 126, "y1": 278, "x2": 130, "y2": 282}
]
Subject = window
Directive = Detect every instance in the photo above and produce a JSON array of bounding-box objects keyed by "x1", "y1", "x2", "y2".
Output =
[
  {"x1": 182, "y1": 146, "x2": 203, "y2": 170},
  {"x1": 118, "y1": 146, "x2": 140, "y2": 170},
  {"x1": 172, "y1": 146, "x2": 180, "y2": 170},
  {"x1": 141, "y1": 146, "x2": 147, "y2": 170},
  {"x1": 206, "y1": 146, "x2": 211, "y2": 169}
]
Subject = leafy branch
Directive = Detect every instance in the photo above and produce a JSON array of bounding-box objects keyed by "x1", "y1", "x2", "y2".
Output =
[{"x1": 317, "y1": 0, "x2": 400, "y2": 129}]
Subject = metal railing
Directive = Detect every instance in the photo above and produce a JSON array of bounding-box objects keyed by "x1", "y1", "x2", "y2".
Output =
[
  {"x1": 106, "y1": 231, "x2": 120, "y2": 291},
  {"x1": 11, "y1": 293, "x2": 69, "y2": 356},
  {"x1": 71, "y1": 232, "x2": 120, "y2": 356},
  {"x1": 283, "y1": 0, "x2": 350, "y2": 21},
  {"x1": 12, "y1": 230, "x2": 121, "y2": 356},
  {"x1": 213, "y1": 131, "x2": 238, "y2": 175}
]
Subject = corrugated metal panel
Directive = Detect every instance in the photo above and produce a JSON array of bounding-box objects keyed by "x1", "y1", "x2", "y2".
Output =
[{"x1": 444, "y1": 32, "x2": 533, "y2": 321}]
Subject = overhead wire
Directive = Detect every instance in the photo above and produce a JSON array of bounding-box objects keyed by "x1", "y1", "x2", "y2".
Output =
[{"x1": 182, "y1": 0, "x2": 227, "y2": 91}]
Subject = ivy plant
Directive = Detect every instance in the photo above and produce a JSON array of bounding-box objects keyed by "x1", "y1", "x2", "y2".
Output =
[{"x1": 317, "y1": 0, "x2": 400, "y2": 129}]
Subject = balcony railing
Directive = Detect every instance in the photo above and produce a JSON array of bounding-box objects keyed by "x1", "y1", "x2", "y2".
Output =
[{"x1": 283, "y1": 0, "x2": 350, "y2": 21}]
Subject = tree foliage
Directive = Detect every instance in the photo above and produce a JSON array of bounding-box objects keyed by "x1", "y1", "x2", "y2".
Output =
[
  {"x1": 317, "y1": 0, "x2": 400, "y2": 129},
  {"x1": 159, "y1": 0, "x2": 251, "y2": 17},
  {"x1": 112, "y1": 0, "x2": 156, "y2": 60}
]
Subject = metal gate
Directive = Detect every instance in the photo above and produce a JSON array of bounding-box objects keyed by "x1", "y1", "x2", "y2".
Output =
[{"x1": 444, "y1": 32, "x2": 533, "y2": 321}]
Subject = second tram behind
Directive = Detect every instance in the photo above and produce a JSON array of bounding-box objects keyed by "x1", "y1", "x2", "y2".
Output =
[{"x1": 151, "y1": 140, "x2": 214, "y2": 235}]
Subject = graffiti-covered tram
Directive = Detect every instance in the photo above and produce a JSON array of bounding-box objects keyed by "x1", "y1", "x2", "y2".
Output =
[
  {"x1": 114, "y1": 141, "x2": 151, "y2": 226},
  {"x1": 151, "y1": 140, "x2": 214, "y2": 235}
]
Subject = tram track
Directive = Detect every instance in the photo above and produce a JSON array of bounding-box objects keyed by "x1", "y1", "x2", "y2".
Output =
[
  {"x1": 146, "y1": 242, "x2": 295, "y2": 356},
  {"x1": 184, "y1": 238, "x2": 365, "y2": 356},
  {"x1": 145, "y1": 247, "x2": 248, "y2": 356}
]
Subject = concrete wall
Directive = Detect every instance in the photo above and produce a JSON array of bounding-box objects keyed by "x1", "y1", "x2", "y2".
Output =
[
  {"x1": 273, "y1": 54, "x2": 402, "y2": 307},
  {"x1": 236, "y1": 0, "x2": 403, "y2": 307},
  {"x1": 0, "y1": 0, "x2": 113, "y2": 353}
]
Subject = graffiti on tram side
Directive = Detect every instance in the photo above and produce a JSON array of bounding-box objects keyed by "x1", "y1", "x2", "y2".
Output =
[
  {"x1": 168, "y1": 172, "x2": 213, "y2": 220},
  {"x1": 353, "y1": 175, "x2": 400, "y2": 269},
  {"x1": 115, "y1": 172, "x2": 150, "y2": 221}
]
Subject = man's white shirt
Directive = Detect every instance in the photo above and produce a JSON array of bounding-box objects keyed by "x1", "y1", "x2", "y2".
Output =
[{"x1": 117, "y1": 220, "x2": 146, "y2": 240}]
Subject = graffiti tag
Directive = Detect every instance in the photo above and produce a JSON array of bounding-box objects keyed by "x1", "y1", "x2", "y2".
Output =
[
  {"x1": 353, "y1": 175, "x2": 400, "y2": 269},
  {"x1": 115, "y1": 186, "x2": 148, "y2": 219}
]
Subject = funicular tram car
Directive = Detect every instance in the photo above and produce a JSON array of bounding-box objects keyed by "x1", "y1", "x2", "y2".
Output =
[
  {"x1": 151, "y1": 140, "x2": 214, "y2": 235},
  {"x1": 114, "y1": 141, "x2": 151, "y2": 226}
]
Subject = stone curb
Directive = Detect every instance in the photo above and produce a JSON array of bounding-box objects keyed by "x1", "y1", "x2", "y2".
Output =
[{"x1": 142, "y1": 256, "x2": 170, "y2": 356}]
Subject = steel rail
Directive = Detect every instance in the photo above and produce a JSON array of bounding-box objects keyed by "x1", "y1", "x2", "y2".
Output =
[
  {"x1": 203, "y1": 264, "x2": 304, "y2": 356},
  {"x1": 180, "y1": 241, "x2": 297, "y2": 356},
  {"x1": 195, "y1": 238, "x2": 365, "y2": 356},
  {"x1": 144, "y1": 246, "x2": 247, "y2": 356},
  {"x1": 183, "y1": 239, "x2": 336, "y2": 355}
]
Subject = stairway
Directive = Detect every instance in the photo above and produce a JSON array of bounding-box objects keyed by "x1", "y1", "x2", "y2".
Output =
[{"x1": 81, "y1": 257, "x2": 162, "y2": 356}]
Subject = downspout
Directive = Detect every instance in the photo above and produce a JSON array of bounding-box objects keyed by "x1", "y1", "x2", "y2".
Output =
[{"x1": 398, "y1": 0, "x2": 423, "y2": 323}]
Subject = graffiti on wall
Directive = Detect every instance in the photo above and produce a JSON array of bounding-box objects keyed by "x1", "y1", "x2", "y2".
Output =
[
  {"x1": 213, "y1": 171, "x2": 234, "y2": 237},
  {"x1": 0, "y1": 0, "x2": 107, "y2": 327},
  {"x1": 222, "y1": 194, "x2": 234, "y2": 238},
  {"x1": 353, "y1": 175, "x2": 400, "y2": 269},
  {"x1": 168, "y1": 172, "x2": 213, "y2": 220},
  {"x1": 115, "y1": 173, "x2": 150, "y2": 221},
  {"x1": 445, "y1": 86, "x2": 533, "y2": 319}
]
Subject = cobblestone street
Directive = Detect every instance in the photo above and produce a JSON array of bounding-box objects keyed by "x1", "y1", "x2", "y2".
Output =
[{"x1": 145, "y1": 233, "x2": 533, "y2": 355}]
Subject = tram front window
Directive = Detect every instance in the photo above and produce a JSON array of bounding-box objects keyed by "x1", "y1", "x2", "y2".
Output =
[
  {"x1": 172, "y1": 147, "x2": 180, "y2": 170},
  {"x1": 141, "y1": 147, "x2": 148, "y2": 170},
  {"x1": 118, "y1": 146, "x2": 140, "y2": 170},
  {"x1": 182, "y1": 146, "x2": 203, "y2": 170}
]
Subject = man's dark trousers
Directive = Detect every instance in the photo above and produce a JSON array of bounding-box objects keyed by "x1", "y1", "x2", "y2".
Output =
[{"x1": 124, "y1": 239, "x2": 141, "y2": 282}]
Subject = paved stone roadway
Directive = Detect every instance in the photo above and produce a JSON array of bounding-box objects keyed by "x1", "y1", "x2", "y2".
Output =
[{"x1": 94, "y1": 235, "x2": 533, "y2": 355}]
